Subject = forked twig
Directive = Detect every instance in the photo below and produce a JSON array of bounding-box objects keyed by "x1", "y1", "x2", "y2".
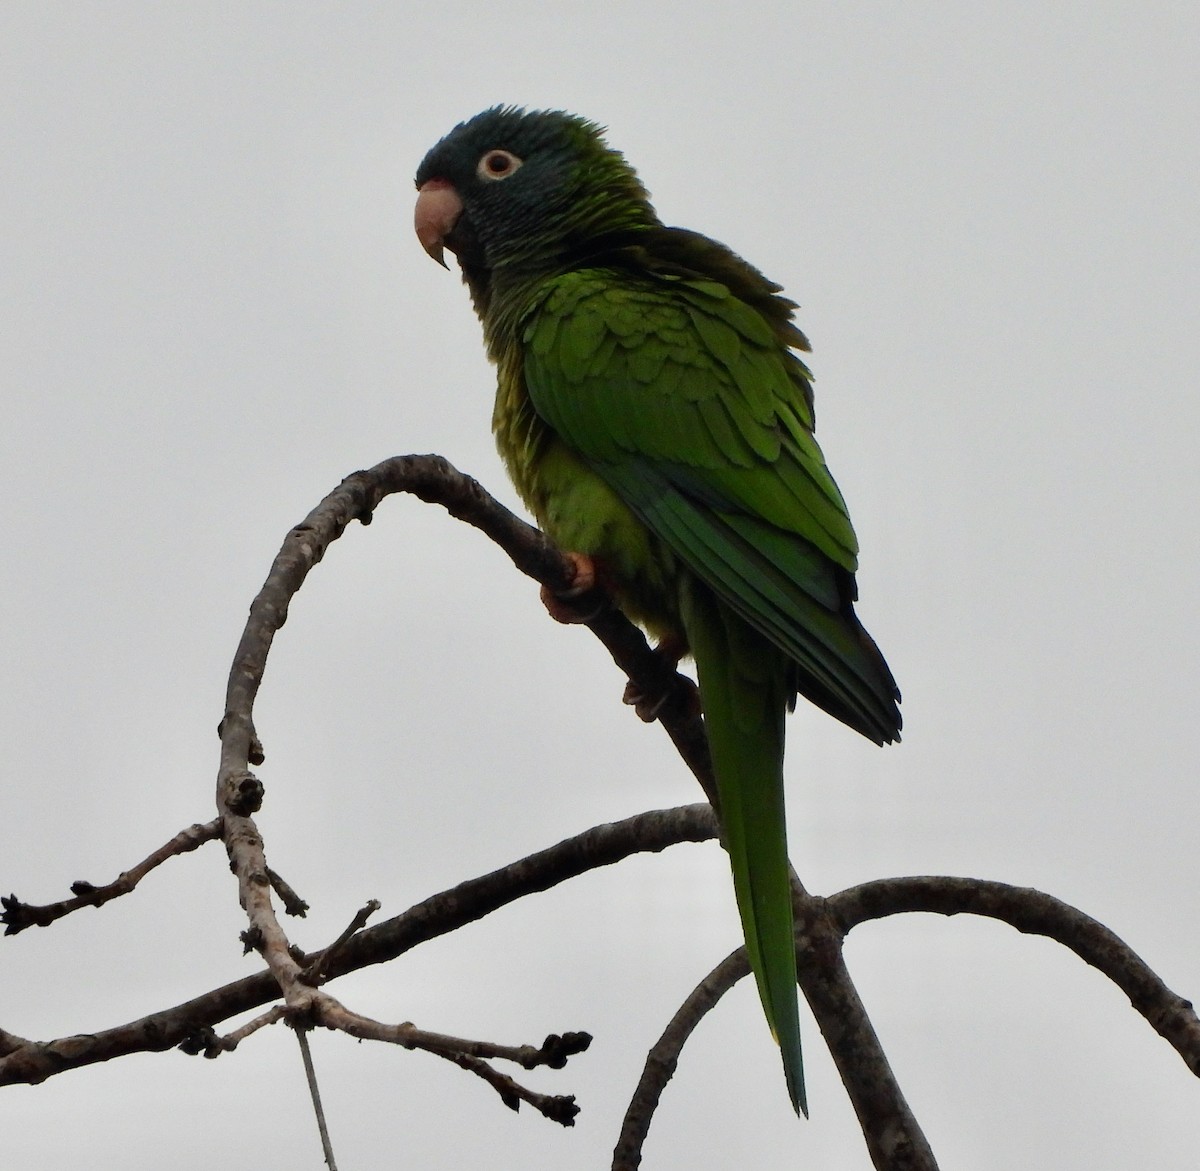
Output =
[{"x1": 302, "y1": 900, "x2": 380, "y2": 985}]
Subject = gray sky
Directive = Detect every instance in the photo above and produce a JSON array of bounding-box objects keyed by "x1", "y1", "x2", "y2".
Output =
[{"x1": 3, "y1": 4, "x2": 1198, "y2": 1168}]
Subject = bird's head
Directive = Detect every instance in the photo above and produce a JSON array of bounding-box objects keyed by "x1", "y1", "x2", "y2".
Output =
[{"x1": 414, "y1": 106, "x2": 658, "y2": 301}]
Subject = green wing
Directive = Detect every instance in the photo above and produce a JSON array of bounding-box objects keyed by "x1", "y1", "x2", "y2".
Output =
[
  {"x1": 521, "y1": 266, "x2": 899, "y2": 1118},
  {"x1": 522, "y1": 269, "x2": 900, "y2": 743}
]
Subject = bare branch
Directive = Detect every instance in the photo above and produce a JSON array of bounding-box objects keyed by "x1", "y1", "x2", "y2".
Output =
[
  {"x1": 201, "y1": 455, "x2": 724, "y2": 1123},
  {"x1": 322, "y1": 1001, "x2": 592, "y2": 1071},
  {"x1": 0, "y1": 804, "x2": 716, "y2": 1086},
  {"x1": 8, "y1": 456, "x2": 1196, "y2": 1166},
  {"x1": 442, "y1": 1050, "x2": 580, "y2": 1126},
  {"x1": 616, "y1": 871, "x2": 1200, "y2": 1171},
  {"x1": 790, "y1": 876, "x2": 938, "y2": 1171},
  {"x1": 613, "y1": 875, "x2": 940, "y2": 1171},
  {"x1": 216, "y1": 455, "x2": 716, "y2": 797},
  {"x1": 1, "y1": 819, "x2": 221, "y2": 935},
  {"x1": 0, "y1": 458, "x2": 926, "y2": 1160},
  {"x1": 830, "y1": 876, "x2": 1200, "y2": 1078},
  {"x1": 315, "y1": 997, "x2": 587, "y2": 1125},
  {"x1": 614, "y1": 948, "x2": 747, "y2": 1170},
  {"x1": 213, "y1": 1006, "x2": 289, "y2": 1054}
]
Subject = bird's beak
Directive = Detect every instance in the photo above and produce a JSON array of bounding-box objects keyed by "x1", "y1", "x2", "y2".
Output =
[{"x1": 414, "y1": 178, "x2": 463, "y2": 269}]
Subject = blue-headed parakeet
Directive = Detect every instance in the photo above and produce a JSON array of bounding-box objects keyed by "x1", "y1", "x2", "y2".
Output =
[{"x1": 414, "y1": 107, "x2": 900, "y2": 1117}]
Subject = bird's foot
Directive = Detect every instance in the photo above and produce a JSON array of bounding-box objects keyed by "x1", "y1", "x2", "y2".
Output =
[
  {"x1": 623, "y1": 634, "x2": 694, "y2": 722},
  {"x1": 539, "y1": 551, "x2": 607, "y2": 624}
]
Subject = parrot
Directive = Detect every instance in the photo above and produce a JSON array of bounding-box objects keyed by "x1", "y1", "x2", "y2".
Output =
[{"x1": 414, "y1": 106, "x2": 900, "y2": 1117}]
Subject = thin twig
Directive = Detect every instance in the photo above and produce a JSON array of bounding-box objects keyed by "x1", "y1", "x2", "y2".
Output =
[
  {"x1": 302, "y1": 900, "x2": 380, "y2": 985},
  {"x1": 319, "y1": 998, "x2": 592, "y2": 1070},
  {"x1": 314, "y1": 996, "x2": 587, "y2": 1125},
  {"x1": 296, "y1": 1027, "x2": 338, "y2": 1170},
  {"x1": 1, "y1": 819, "x2": 222, "y2": 935},
  {"x1": 444, "y1": 1049, "x2": 580, "y2": 1126},
  {"x1": 178, "y1": 1004, "x2": 291, "y2": 1058},
  {"x1": 217, "y1": 1005, "x2": 289, "y2": 1053},
  {"x1": 267, "y1": 868, "x2": 310, "y2": 918}
]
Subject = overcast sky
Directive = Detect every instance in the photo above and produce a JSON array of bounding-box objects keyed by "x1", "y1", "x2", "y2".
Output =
[{"x1": 3, "y1": 4, "x2": 1198, "y2": 1168}]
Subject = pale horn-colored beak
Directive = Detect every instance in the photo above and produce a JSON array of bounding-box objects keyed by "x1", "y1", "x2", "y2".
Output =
[{"x1": 414, "y1": 178, "x2": 463, "y2": 269}]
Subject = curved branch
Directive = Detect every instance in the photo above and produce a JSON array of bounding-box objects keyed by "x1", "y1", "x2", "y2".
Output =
[
  {"x1": 613, "y1": 874, "x2": 1200, "y2": 1170},
  {"x1": 209, "y1": 456, "x2": 723, "y2": 1084},
  {"x1": 613, "y1": 948, "x2": 748, "y2": 1170},
  {"x1": 219, "y1": 454, "x2": 714, "y2": 793},
  {"x1": 210, "y1": 454, "x2": 935, "y2": 1161},
  {"x1": 830, "y1": 876, "x2": 1200, "y2": 1077},
  {"x1": 615, "y1": 876, "x2": 940, "y2": 1171}
]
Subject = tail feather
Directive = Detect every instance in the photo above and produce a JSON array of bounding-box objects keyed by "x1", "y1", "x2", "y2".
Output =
[{"x1": 685, "y1": 591, "x2": 807, "y2": 1117}]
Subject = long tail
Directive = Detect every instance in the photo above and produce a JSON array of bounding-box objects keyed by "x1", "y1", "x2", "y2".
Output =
[{"x1": 685, "y1": 593, "x2": 806, "y2": 1117}]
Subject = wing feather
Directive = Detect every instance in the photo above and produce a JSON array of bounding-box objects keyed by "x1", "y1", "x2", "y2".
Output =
[{"x1": 522, "y1": 269, "x2": 900, "y2": 741}]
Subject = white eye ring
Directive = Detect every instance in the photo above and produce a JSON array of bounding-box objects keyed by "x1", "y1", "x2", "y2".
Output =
[{"x1": 477, "y1": 149, "x2": 523, "y2": 181}]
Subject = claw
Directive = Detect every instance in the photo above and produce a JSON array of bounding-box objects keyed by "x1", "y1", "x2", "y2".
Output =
[
  {"x1": 622, "y1": 680, "x2": 671, "y2": 722},
  {"x1": 623, "y1": 634, "x2": 693, "y2": 722},
  {"x1": 539, "y1": 552, "x2": 603, "y2": 624}
]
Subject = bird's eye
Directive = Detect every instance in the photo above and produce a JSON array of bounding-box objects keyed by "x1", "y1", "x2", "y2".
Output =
[{"x1": 477, "y1": 149, "x2": 523, "y2": 181}]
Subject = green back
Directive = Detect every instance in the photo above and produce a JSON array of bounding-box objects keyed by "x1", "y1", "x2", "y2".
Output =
[{"x1": 520, "y1": 258, "x2": 899, "y2": 743}]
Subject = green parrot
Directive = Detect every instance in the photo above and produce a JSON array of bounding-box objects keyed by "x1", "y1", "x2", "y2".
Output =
[{"x1": 414, "y1": 107, "x2": 900, "y2": 1116}]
